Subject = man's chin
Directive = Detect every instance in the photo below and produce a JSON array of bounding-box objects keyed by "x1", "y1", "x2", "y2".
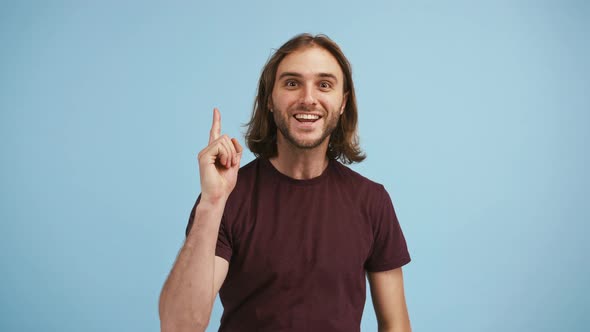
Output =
[
  {"x1": 277, "y1": 125, "x2": 333, "y2": 151},
  {"x1": 286, "y1": 137, "x2": 327, "y2": 150}
]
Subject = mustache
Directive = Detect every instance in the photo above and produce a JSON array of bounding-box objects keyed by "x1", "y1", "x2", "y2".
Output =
[{"x1": 293, "y1": 105, "x2": 321, "y2": 113}]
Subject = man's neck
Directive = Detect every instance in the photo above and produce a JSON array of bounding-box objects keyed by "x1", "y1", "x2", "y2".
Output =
[{"x1": 269, "y1": 137, "x2": 330, "y2": 180}]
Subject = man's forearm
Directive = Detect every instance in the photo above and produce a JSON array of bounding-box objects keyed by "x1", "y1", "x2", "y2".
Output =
[
  {"x1": 159, "y1": 199, "x2": 226, "y2": 332},
  {"x1": 378, "y1": 322, "x2": 412, "y2": 332}
]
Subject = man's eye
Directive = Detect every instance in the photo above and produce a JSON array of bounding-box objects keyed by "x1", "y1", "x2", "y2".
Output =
[
  {"x1": 286, "y1": 80, "x2": 298, "y2": 87},
  {"x1": 319, "y1": 82, "x2": 332, "y2": 89}
]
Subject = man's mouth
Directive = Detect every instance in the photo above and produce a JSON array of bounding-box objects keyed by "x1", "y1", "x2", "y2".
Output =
[{"x1": 294, "y1": 114, "x2": 321, "y2": 123}]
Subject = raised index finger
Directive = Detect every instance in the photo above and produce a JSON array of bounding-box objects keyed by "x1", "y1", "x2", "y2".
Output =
[{"x1": 209, "y1": 108, "x2": 221, "y2": 144}]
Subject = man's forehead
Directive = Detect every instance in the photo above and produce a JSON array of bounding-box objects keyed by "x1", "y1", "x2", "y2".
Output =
[{"x1": 276, "y1": 46, "x2": 343, "y2": 79}]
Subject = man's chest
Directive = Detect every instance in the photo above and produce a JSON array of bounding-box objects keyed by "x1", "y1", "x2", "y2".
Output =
[{"x1": 228, "y1": 186, "x2": 374, "y2": 281}]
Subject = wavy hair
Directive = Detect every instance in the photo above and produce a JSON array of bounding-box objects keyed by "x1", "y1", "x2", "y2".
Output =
[{"x1": 245, "y1": 33, "x2": 365, "y2": 164}]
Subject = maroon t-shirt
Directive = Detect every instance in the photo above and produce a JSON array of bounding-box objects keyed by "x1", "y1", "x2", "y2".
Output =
[{"x1": 186, "y1": 158, "x2": 410, "y2": 331}]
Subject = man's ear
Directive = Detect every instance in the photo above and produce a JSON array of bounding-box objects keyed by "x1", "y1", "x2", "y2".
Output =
[
  {"x1": 340, "y1": 92, "x2": 349, "y2": 115},
  {"x1": 268, "y1": 98, "x2": 274, "y2": 112}
]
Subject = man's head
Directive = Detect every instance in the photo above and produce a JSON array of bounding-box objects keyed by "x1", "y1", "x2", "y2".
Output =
[{"x1": 246, "y1": 33, "x2": 365, "y2": 164}]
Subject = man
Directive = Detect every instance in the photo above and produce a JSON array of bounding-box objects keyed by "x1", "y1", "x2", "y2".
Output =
[{"x1": 159, "y1": 33, "x2": 411, "y2": 332}]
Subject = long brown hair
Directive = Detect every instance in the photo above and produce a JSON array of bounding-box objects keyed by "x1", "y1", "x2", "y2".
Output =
[{"x1": 245, "y1": 33, "x2": 365, "y2": 164}]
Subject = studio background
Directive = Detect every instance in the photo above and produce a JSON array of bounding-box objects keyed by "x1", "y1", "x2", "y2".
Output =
[{"x1": 1, "y1": 1, "x2": 588, "y2": 331}]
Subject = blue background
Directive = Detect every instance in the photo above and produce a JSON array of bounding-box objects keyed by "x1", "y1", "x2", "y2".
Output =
[{"x1": 1, "y1": 1, "x2": 588, "y2": 331}]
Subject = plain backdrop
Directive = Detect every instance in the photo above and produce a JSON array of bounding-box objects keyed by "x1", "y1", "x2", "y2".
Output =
[{"x1": 1, "y1": 1, "x2": 588, "y2": 331}]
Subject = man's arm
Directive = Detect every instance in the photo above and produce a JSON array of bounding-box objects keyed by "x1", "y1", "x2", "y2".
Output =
[
  {"x1": 159, "y1": 108, "x2": 242, "y2": 332},
  {"x1": 367, "y1": 267, "x2": 412, "y2": 332},
  {"x1": 159, "y1": 201, "x2": 229, "y2": 332}
]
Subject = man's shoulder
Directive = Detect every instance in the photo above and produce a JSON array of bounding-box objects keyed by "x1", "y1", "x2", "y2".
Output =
[
  {"x1": 331, "y1": 160, "x2": 385, "y2": 191},
  {"x1": 232, "y1": 157, "x2": 261, "y2": 189},
  {"x1": 237, "y1": 157, "x2": 260, "y2": 175},
  {"x1": 330, "y1": 161, "x2": 393, "y2": 215}
]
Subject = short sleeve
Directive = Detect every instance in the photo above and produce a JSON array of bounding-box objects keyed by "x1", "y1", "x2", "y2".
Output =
[
  {"x1": 364, "y1": 185, "x2": 411, "y2": 272},
  {"x1": 185, "y1": 195, "x2": 233, "y2": 263}
]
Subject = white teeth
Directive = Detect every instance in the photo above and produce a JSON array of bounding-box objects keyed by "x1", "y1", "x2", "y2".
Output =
[{"x1": 295, "y1": 114, "x2": 320, "y2": 120}]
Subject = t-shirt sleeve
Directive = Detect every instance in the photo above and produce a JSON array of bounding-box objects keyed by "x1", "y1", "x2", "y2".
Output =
[
  {"x1": 185, "y1": 195, "x2": 233, "y2": 263},
  {"x1": 364, "y1": 185, "x2": 411, "y2": 272}
]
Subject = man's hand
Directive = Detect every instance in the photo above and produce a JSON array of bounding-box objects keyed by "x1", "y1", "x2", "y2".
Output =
[{"x1": 197, "y1": 108, "x2": 243, "y2": 203}]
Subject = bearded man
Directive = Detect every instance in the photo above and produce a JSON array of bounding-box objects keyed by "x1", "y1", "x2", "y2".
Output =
[{"x1": 159, "y1": 33, "x2": 412, "y2": 332}]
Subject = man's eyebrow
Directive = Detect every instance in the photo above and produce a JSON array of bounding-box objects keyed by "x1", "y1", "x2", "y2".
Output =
[
  {"x1": 317, "y1": 73, "x2": 338, "y2": 81},
  {"x1": 277, "y1": 72, "x2": 338, "y2": 82},
  {"x1": 278, "y1": 72, "x2": 303, "y2": 80}
]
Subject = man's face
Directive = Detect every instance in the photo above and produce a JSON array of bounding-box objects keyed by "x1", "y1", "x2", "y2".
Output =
[{"x1": 270, "y1": 46, "x2": 347, "y2": 151}]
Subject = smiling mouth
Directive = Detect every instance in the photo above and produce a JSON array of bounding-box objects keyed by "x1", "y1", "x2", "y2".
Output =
[{"x1": 294, "y1": 114, "x2": 321, "y2": 122}]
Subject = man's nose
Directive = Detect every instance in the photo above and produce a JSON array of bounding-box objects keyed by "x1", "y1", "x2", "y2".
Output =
[{"x1": 299, "y1": 84, "x2": 317, "y2": 106}]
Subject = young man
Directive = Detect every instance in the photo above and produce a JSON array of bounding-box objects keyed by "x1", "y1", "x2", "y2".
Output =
[{"x1": 159, "y1": 34, "x2": 411, "y2": 332}]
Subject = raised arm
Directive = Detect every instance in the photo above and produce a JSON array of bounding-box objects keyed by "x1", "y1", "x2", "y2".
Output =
[{"x1": 159, "y1": 108, "x2": 243, "y2": 332}]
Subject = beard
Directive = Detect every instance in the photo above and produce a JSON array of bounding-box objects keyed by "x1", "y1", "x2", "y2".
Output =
[{"x1": 273, "y1": 106, "x2": 340, "y2": 150}]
